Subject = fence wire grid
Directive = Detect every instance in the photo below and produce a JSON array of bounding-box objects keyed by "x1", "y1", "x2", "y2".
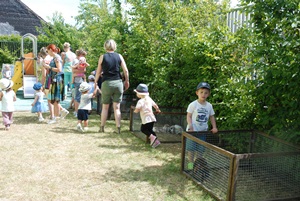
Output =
[
  {"x1": 181, "y1": 130, "x2": 300, "y2": 201},
  {"x1": 130, "y1": 106, "x2": 186, "y2": 143}
]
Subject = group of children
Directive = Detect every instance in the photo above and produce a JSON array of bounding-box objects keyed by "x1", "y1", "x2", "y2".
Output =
[{"x1": 1, "y1": 74, "x2": 217, "y2": 151}]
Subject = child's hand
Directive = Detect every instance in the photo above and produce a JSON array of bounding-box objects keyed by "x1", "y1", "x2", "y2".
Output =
[
  {"x1": 31, "y1": 103, "x2": 34, "y2": 106},
  {"x1": 155, "y1": 109, "x2": 161, "y2": 114}
]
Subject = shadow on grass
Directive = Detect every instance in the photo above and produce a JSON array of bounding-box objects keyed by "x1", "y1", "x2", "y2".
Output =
[{"x1": 101, "y1": 159, "x2": 213, "y2": 200}]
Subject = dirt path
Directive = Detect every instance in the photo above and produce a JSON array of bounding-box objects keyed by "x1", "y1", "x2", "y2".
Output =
[{"x1": 0, "y1": 112, "x2": 214, "y2": 201}]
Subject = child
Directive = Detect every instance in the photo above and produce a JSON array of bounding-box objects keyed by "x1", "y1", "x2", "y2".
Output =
[
  {"x1": 186, "y1": 82, "x2": 218, "y2": 168},
  {"x1": 0, "y1": 78, "x2": 16, "y2": 130},
  {"x1": 31, "y1": 82, "x2": 48, "y2": 122},
  {"x1": 2, "y1": 65, "x2": 12, "y2": 79},
  {"x1": 76, "y1": 82, "x2": 96, "y2": 132},
  {"x1": 133, "y1": 83, "x2": 161, "y2": 148},
  {"x1": 71, "y1": 55, "x2": 89, "y2": 84},
  {"x1": 88, "y1": 75, "x2": 95, "y2": 114}
]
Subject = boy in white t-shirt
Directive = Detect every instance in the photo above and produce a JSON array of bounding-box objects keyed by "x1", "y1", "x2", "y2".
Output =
[{"x1": 186, "y1": 82, "x2": 218, "y2": 168}]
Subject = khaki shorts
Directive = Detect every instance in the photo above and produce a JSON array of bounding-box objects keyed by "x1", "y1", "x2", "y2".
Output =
[{"x1": 101, "y1": 79, "x2": 123, "y2": 104}]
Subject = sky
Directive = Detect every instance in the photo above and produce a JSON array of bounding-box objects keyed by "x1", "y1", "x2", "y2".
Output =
[
  {"x1": 21, "y1": 0, "x2": 240, "y2": 26},
  {"x1": 21, "y1": 0, "x2": 81, "y2": 25}
]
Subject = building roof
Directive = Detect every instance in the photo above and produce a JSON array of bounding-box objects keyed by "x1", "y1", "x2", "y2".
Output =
[{"x1": 0, "y1": 0, "x2": 46, "y2": 36}]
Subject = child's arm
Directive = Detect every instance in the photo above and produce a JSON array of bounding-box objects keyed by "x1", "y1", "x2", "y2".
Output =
[
  {"x1": 13, "y1": 92, "x2": 17, "y2": 102},
  {"x1": 153, "y1": 102, "x2": 161, "y2": 114},
  {"x1": 31, "y1": 95, "x2": 38, "y2": 106},
  {"x1": 134, "y1": 104, "x2": 140, "y2": 113},
  {"x1": 210, "y1": 115, "x2": 218, "y2": 134},
  {"x1": 134, "y1": 108, "x2": 140, "y2": 113},
  {"x1": 92, "y1": 87, "x2": 98, "y2": 98},
  {"x1": 186, "y1": 112, "x2": 193, "y2": 131},
  {"x1": 0, "y1": 91, "x2": 3, "y2": 101}
]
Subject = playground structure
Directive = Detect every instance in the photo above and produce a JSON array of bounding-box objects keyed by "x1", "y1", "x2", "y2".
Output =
[{"x1": 11, "y1": 33, "x2": 38, "y2": 98}]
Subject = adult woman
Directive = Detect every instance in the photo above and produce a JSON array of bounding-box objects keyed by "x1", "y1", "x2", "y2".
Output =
[
  {"x1": 61, "y1": 42, "x2": 76, "y2": 94},
  {"x1": 94, "y1": 39, "x2": 129, "y2": 133},
  {"x1": 39, "y1": 47, "x2": 54, "y2": 120},
  {"x1": 43, "y1": 44, "x2": 68, "y2": 124},
  {"x1": 38, "y1": 47, "x2": 52, "y2": 86}
]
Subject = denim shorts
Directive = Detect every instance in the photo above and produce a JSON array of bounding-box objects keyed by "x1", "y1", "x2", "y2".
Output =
[
  {"x1": 74, "y1": 82, "x2": 81, "y2": 103},
  {"x1": 186, "y1": 134, "x2": 206, "y2": 152}
]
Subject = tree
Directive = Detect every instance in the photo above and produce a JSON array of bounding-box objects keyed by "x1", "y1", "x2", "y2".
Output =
[
  {"x1": 37, "y1": 12, "x2": 83, "y2": 52},
  {"x1": 239, "y1": 0, "x2": 300, "y2": 143}
]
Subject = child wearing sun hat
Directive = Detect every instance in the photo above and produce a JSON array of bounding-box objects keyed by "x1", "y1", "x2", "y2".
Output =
[
  {"x1": 0, "y1": 78, "x2": 17, "y2": 130},
  {"x1": 76, "y1": 81, "x2": 97, "y2": 132},
  {"x1": 31, "y1": 82, "x2": 48, "y2": 122},
  {"x1": 133, "y1": 83, "x2": 161, "y2": 148}
]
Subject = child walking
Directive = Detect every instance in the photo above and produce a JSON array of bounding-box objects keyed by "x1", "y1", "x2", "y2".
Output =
[
  {"x1": 134, "y1": 83, "x2": 161, "y2": 148},
  {"x1": 0, "y1": 78, "x2": 16, "y2": 130},
  {"x1": 186, "y1": 82, "x2": 218, "y2": 168},
  {"x1": 76, "y1": 82, "x2": 96, "y2": 132},
  {"x1": 31, "y1": 82, "x2": 48, "y2": 122}
]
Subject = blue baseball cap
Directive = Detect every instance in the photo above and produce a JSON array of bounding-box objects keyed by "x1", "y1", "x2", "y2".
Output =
[{"x1": 197, "y1": 82, "x2": 210, "y2": 90}]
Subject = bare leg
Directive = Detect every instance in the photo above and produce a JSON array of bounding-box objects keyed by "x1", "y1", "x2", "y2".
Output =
[
  {"x1": 48, "y1": 100, "x2": 54, "y2": 118},
  {"x1": 113, "y1": 102, "x2": 121, "y2": 128},
  {"x1": 74, "y1": 101, "x2": 79, "y2": 114},
  {"x1": 83, "y1": 120, "x2": 88, "y2": 127},
  {"x1": 53, "y1": 102, "x2": 60, "y2": 117},
  {"x1": 101, "y1": 103, "x2": 110, "y2": 127}
]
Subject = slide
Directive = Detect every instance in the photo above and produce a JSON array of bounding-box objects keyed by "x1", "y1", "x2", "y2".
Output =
[
  {"x1": 11, "y1": 52, "x2": 38, "y2": 98},
  {"x1": 11, "y1": 60, "x2": 23, "y2": 93}
]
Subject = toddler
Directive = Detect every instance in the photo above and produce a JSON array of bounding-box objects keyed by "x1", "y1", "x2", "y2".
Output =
[
  {"x1": 76, "y1": 82, "x2": 96, "y2": 132},
  {"x1": 134, "y1": 83, "x2": 161, "y2": 148},
  {"x1": 31, "y1": 82, "x2": 48, "y2": 122},
  {"x1": 0, "y1": 78, "x2": 16, "y2": 130},
  {"x1": 72, "y1": 55, "x2": 89, "y2": 84},
  {"x1": 2, "y1": 65, "x2": 12, "y2": 79},
  {"x1": 88, "y1": 75, "x2": 95, "y2": 114}
]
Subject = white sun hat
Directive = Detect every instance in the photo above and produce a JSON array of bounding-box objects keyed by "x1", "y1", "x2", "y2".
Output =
[
  {"x1": 0, "y1": 78, "x2": 14, "y2": 91},
  {"x1": 79, "y1": 82, "x2": 91, "y2": 92}
]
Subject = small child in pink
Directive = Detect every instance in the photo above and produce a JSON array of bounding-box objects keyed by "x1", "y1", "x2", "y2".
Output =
[
  {"x1": 0, "y1": 78, "x2": 16, "y2": 130},
  {"x1": 72, "y1": 56, "x2": 90, "y2": 83},
  {"x1": 134, "y1": 83, "x2": 161, "y2": 148}
]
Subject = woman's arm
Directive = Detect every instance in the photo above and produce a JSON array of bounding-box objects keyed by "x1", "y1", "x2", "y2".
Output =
[
  {"x1": 119, "y1": 54, "x2": 129, "y2": 90},
  {"x1": 95, "y1": 55, "x2": 103, "y2": 85}
]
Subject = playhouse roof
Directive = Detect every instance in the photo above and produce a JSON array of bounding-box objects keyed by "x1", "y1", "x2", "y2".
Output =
[{"x1": 0, "y1": 0, "x2": 46, "y2": 36}]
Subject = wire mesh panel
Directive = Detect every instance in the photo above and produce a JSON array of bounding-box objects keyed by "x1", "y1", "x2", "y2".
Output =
[
  {"x1": 234, "y1": 153, "x2": 300, "y2": 201},
  {"x1": 182, "y1": 131, "x2": 234, "y2": 201},
  {"x1": 130, "y1": 106, "x2": 186, "y2": 143},
  {"x1": 181, "y1": 130, "x2": 300, "y2": 201}
]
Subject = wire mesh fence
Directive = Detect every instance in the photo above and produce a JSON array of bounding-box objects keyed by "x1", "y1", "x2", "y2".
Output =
[
  {"x1": 181, "y1": 130, "x2": 300, "y2": 201},
  {"x1": 130, "y1": 106, "x2": 186, "y2": 143}
]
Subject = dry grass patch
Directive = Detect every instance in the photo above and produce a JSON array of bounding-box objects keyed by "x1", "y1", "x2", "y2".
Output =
[{"x1": 0, "y1": 111, "x2": 215, "y2": 201}]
